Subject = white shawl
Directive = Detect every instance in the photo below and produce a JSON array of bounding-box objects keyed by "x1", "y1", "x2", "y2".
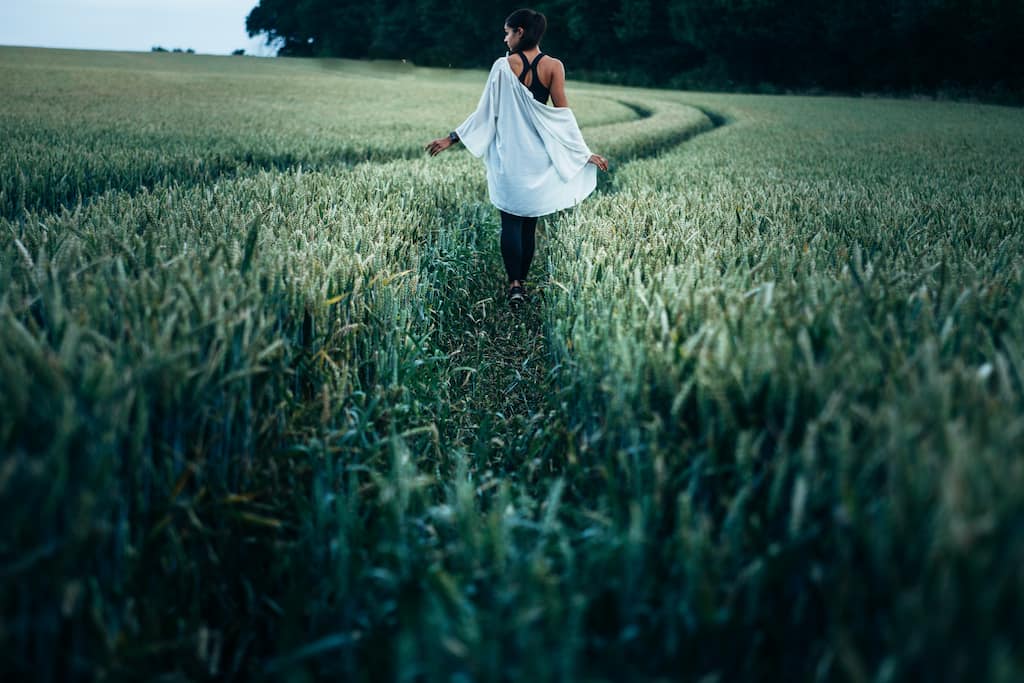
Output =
[{"x1": 455, "y1": 57, "x2": 597, "y2": 218}]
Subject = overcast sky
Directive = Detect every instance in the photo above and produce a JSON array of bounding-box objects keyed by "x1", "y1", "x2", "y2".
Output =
[{"x1": 0, "y1": 0, "x2": 279, "y2": 56}]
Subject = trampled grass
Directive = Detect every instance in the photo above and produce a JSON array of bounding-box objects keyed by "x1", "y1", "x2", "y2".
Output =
[{"x1": 2, "y1": 46, "x2": 1023, "y2": 681}]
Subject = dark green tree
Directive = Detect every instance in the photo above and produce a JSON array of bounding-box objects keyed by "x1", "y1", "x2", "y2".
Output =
[{"x1": 244, "y1": 0, "x2": 1023, "y2": 96}]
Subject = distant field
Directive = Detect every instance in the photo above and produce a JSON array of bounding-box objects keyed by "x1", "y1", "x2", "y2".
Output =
[
  {"x1": 0, "y1": 47, "x2": 649, "y2": 218},
  {"x1": 2, "y1": 46, "x2": 1023, "y2": 681}
]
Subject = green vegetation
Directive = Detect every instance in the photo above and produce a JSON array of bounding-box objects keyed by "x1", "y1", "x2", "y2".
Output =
[
  {"x1": 2, "y1": 47, "x2": 1023, "y2": 681},
  {"x1": 0, "y1": 47, "x2": 638, "y2": 219},
  {"x1": 244, "y1": 0, "x2": 1024, "y2": 96}
]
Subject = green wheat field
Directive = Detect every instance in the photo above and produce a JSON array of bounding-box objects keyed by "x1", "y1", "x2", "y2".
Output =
[{"x1": 2, "y1": 46, "x2": 1023, "y2": 681}]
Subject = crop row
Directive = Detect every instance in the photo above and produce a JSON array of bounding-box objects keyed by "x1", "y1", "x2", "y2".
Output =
[
  {"x1": 541, "y1": 94, "x2": 1024, "y2": 679},
  {"x1": 0, "y1": 47, "x2": 640, "y2": 219}
]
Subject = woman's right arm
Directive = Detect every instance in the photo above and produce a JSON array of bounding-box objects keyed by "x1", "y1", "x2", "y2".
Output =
[
  {"x1": 425, "y1": 60, "x2": 501, "y2": 158},
  {"x1": 426, "y1": 132, "x2": 458, "y2": 156}
]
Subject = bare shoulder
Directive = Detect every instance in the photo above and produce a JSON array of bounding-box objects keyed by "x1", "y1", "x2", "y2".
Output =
[
  {"x1": 540, "y1": 56, "x2": 565, "y2": 89},
  {"x1": 543, "y1": 56, "x2": 565, "y2": 75}
]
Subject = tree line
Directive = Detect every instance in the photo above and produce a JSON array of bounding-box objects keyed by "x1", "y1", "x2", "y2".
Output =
[{"x1": 245, "y1": 0, "x2": 1023, "y2": 97}]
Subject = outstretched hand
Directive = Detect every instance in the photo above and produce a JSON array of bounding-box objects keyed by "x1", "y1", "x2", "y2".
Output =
[
  {"x1": 425, "y1": 137, "x2": 454, "y2": 156},
  {"x1": 588, "y1": 153, "x2": 609, "y2": 172}
]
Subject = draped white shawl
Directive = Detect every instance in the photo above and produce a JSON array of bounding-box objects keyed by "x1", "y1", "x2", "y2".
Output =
[{"x1": 455, "y1": 57, "x2": 597, "y2": 218}]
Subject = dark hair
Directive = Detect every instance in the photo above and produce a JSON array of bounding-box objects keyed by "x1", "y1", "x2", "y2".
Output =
[{"x1": 505, "y1": 8, "x2": 547, "y2": 51}]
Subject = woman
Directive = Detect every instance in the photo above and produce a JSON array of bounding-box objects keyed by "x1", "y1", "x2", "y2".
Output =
[{"x1": 425, "y1": 8, "x2": 609, "y2": 304}]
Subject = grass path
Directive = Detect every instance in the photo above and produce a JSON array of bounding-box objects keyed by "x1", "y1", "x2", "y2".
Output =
[{"x1": 426, "y1": 204, "x2": 559, "y2": 475}]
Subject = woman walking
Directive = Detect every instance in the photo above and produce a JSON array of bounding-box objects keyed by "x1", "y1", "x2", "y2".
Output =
[{"x1": 425, "y1": 8, "x2": 609, "y2": 304}]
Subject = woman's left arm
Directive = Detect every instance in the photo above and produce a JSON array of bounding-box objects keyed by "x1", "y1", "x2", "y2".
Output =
[
  {"x1": 549, "y1": 60, "x2": 569, "y2": 108},
  {"x1": 546, "y1": 60, "x2": 607, "y2": 171}
]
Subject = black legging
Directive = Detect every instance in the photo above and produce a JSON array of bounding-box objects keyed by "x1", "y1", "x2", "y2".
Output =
[{"x1": 499, "y1": 210, "x2": 538, "y2": 283}]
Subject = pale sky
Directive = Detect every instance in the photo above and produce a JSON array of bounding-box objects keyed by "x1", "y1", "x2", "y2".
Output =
[{"x1": 0, "y1": 0, "x2": 280, "y2": 56}]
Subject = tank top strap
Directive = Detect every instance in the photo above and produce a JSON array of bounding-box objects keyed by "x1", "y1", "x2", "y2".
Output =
[
  {"x1": 512, "y1": 51, "x2": 551, "y2": 104},
  {"x1": 516, "y1": 51, "x2": 530, "y2": 83},
  {"x1": 515, "y1": 52, "x2": 546, "y2": 84},
  {"x1": 530, "y1": 54, "x2": 547, "y2": 92}
]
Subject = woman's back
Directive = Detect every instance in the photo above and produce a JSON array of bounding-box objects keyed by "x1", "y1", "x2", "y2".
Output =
[
  {"x1": 507, "y1": 51, "x2": 567, "y2": 107},
  {"x1": 453, "y1": 56, "x2": 596, "y2": 218},
  {"x1": 509, "y1": 51, "x2": 551, "y2": 104}
]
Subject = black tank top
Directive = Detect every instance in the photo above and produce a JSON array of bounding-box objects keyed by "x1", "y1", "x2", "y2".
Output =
[{"x1": 514, "y1": 51, "x2": 550, "y2": 105}]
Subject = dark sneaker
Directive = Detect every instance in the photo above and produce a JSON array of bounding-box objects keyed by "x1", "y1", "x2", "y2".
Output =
[{"x1": 509, "y1": 285, "x2": 525, "y2": 304}]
